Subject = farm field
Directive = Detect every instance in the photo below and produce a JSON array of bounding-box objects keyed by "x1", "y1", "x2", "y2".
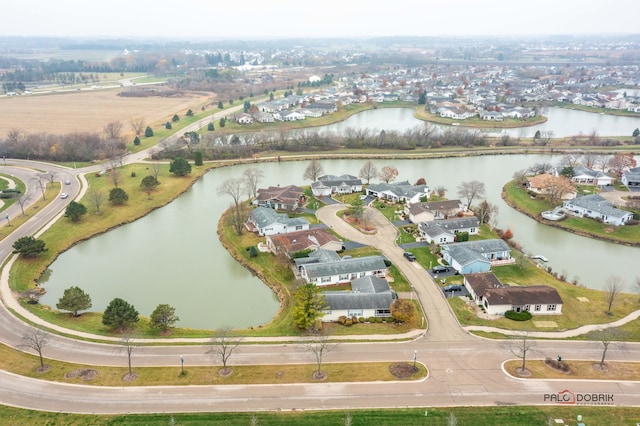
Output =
[{"x1": 0, "y1": 89, "x2": 212, "y2": 136}]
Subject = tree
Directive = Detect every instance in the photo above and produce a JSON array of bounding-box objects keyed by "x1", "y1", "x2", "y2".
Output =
[
  {"x1": 12, "y1": 236, "x2": 47, "y2": 258},
  {"x1": 592, "y1": 329, "x2": 620, "y2": 369},
  {"x1": 108, "y1": 187, "x2": 128, "y2": 205},
  {"x1": 144, "y1": 126, "x2": 154, "y2": 137},
  {"x1": 129, "y1": 117, "x2": 146, "y2": 136},
  {"x1": 604, "y1": 276, "x2": 625, "y2": 315},
  {"x1": 20, "y1": 328, "x2": 49, "y2": 371},
  {"x1": 358, "y1": 160, "x2": 378, "y2": 185},
  {"x1": 64, "y1": 201, "x2": 87, "y2": 222},
  {"x1": 219, "y1": 117, "x2": 226, "y2": 128},
  {"x1": 46, "y1": 170, "x2": 57, "y2": 187},
  {"x1": 348, "y1": 196, "x2": 364, "y2": 220},
  {"x1": 186, "y1": 109, "x2": 194, "y2": 117},
  {"x1": 140, "y1": 175, "x2": 160, "y2": 199},
  {"x1": 56, "y1": 286, "x2": 92, "y2": 317},
  {"x1": 242, "y1": 167, "x2": 264, "y2": 200},
  {"x1": 509, "y1": 333, "x2": 533, "y2": 374},
  {"x1": 304, "y1": 329, "x2": 335, "y2": 380},
  {"x1": 207, "y1": 327, "x2": 242, "y2": 374},
  {"x1": 194, "y1": 151, "x2": 203, "y2": 166},
  {"x1": 390, "y1": 299, "x2": 415, "y2": 323},
  {"x1": 207, "y1": 121, "x2": 215, "y2": 131},
  {"x1": 102, "y1": 298, "x2": 139, "y2": 331},
  {"x1": 435, "y1": 186, "x2": 447, "y2": 197},
  {"x1": 218, "y1": 177, "x2": 247, "y2": 236},
  {"x1": 293, "y1": 283, "x2": 328, "y2": 330},
  {"x1": 607, "y1": 153, "x2": 637, "y2": 177},
  {"x1": 165, "y1": 122, "x2": 172, "y2": 130},
  {"x1": 133, "y1": 136, "x2": 140, "y2": 146},
  {"x1": 217, "y1": 101, "x2": 224, "y2": 109},
  {"x1": 169, "y1": 157, "x2": 192, "y2": 176},
  {"x1": 633, "y1": 128, "x2": 640, "y2": 138},
  {"x1": 15, "y1": 192, "x2": 31, "y2": 217},
  {"x1": 540, "y1": 175, "x2": 575, "y2": 204},
  {"x1": 172, "y1": 114, "x2": 180, "y2": 122},
  {"x1": 475, "y1": 200, "x2": 498, "y2": 225},
  {"x1": 150, "y1": 304, "x2": 179, "y2": 333},
  {"x1": 103, "y1": 121, "x2": 123, "y2": 140},
  {"x1": 457, "y1": 180, "x2": 486, "y2": 209},
  {"x1": 447, "y1": 413, "x2": 458, "y2": 426},
  {"x1": 120, "y1": 330, "x2": 138, "y2": 379},
  {"x1": 303, "y1": 159, "x2": 324, "y2": 182},
  {"x1": 378, "y1": 165, "x2": 399, "y2": 184},
  {"x1": 88, "y1": 190, "x2": 104, "y2": 214}
]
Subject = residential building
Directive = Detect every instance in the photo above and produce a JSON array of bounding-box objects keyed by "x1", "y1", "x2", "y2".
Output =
[
  {"x1": 311, "y1": 174, "x2": 363, "y2": 197},
  {"x1": 418, "y1": 217, "x2": 480, "y2": 245},
  {"x1": 322, "y1": 276, "x2": 397, "y2": 322},
  {"x1": 246, "y1": 207, "x2": 310, "y2": 236},
  {"x1": 622, "y1": 167, "x2": 640, "y2": 188},
  {"x1": 440, "y1": 239, "x2": 513, "y2": 274},
  {"x1": 562, "y1": 194, "x2": 633, "y2": 226},
  {"x1": 405, "y1": 199, "x2": 466, "y2": 223},
  {"x1": 366, "y1": 181, "x2": 430, "y2": 204},
  {"x1": 294, "y1": 249, "x2": 388, "y2": 287},
  {"x1": 569, "y1": 166, "x2": 614, "y2": 186},
  {"x1": 253, "y1": 185, "x2": 304, "y2": 211},
  {"x1": 266, "y1": 228, "x2": 342, "y2": 258}
]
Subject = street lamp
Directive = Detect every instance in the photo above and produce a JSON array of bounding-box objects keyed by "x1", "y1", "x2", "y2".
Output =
[
  {"x1": 413, "y1": 350, "x2": 417, "y2": 370},
  {"x1": 5, "y1": 214, "x2": 9, "y2": 227},
  {"x1": 180, "y1": 355, "x2": 185, "y2": 376}
]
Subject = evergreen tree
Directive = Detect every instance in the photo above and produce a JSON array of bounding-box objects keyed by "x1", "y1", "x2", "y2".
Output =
[
  {"x1": 144, "y1": 126, "x2": 154, "y2": 137},
  {"x1": 12, "y1": 236, "x2": 47, "y2": 258},
  {"x1": 133, "y1": 135, "x2": 141, "y2": 145},
  {"x1": 292, "y1": 283, "x2": 327, "y2": 330},
  {"x1": 207, "y1": 121, "x2": 215, "y2": 131},
  {"x1": 194, "y1": 151, "x2": 203, "y2": 166},
  {"x1": 150, "y1": 304, "x2": 179, "y2": 333},
  {"x1": 64, "y1": 201, "x2": 88, "y2": 222},
  {"x1": 108, "y1": 187, "x2": 129, "y2": 205},
  {"x1": 102, "y1": 298, "x2": 139, "y2": 331},
  {"x1": 56, "y1": 286, "x2": 92, "y2": 317},
  {"x1": 169, "y1": 157, "x2": 192, "y2": 176}
]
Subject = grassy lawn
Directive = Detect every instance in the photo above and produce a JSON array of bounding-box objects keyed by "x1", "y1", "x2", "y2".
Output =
[
  {"x1": 505, "y1": 359, "x2": 640, "y2": 381},
  {"x1": 414, "y1": 107, "x2": 548, "y2": 128},
  {"x1": 1, "y1": 405, "x2": 638, "y2": 425},
  {"x1": 0, "y1": 173, "x2": 27, "y2": 213},
  {"x1": 503, "y1": 180, "x2": 640, "y2": 245},
  {"x1": 0, "y1": 182, "x2": 53, "y2": 241}
]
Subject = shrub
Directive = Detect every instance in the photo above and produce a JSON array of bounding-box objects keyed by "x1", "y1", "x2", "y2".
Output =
[
  {"x1": 383, "y1": 259, "x2": 392, "y2": 267},
  {"x1": 376, "y1": 317, "x2": 383, "y2": 323},
  {"x1": 338, "y1": 316, "x2": 347, "y2": 325},
  {"x1": 384, "y1": 317, "x2": 394, "y2": 323},
  {"x1": 345, "y1": 318, "x2": 353, "y2": 326},
  {"x1": 368, "y1": 316, "x2": 375, "y2": 323},
  {"x1": 130, "y1": 171, "x2": 136, "y2": 178},
  {"x1": 505, "y1": 310, "x2": 532, "y2": 321},
  {"x1": 351, "y1": 315, "x2": 358, "y2": 323},
  {"x1": 358, "y1": 317, "x2": 365, "y2": 323}
]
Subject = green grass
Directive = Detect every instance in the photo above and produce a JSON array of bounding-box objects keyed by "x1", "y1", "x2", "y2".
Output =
[
  {"x1": 503, "y1": 180, "x2": 640, "y2": 245},
  {"x1": 414, "y1": 107, "x2": 548, "y2": 128},
  {"x1": 1, "y1": 405, "x2": 638, "y2": 425},
  {"x1": 0, "y1": 174, "x2": 28, "y2": 214}
]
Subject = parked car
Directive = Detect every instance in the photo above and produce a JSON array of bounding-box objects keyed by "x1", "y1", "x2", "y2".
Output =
[
  {"x1": 60, "y1": 193, "x2": 68, "y2": 199},
  {"x1": 432, "y1": 265, "x2": 450, "y2": 274},
  {"x1": 65, "y1": 179, "x2": 71, "y2": 185},
  {"x1": 403, "y1": 252, "x2": 416, "y2": 261}
]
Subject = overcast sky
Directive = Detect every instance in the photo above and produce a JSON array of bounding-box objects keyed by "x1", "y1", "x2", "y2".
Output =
[{"x1": 3, "y1": 0, "x2": 638, "y2": 40}]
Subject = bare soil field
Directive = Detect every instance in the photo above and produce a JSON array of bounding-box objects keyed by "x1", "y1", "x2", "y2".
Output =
[{"x1": 0, "y1": 90, "x2": 212, "y2": 137}]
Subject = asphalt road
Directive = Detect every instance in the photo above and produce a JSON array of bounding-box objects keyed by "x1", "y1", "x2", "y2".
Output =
[{"x1": 0, "y1": 157, "x2": 637, "y2": 413}]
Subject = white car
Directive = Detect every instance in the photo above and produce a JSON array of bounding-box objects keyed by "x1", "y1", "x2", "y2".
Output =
[{"x1": 60, "y1": 193, "x2": 68, "y2": 199}]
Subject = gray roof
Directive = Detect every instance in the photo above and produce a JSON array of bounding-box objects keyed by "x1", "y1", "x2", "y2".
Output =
[
  {"x1": 367, "y1": 181, "x2": 429, "y2": 199},
  {"x1": 564, "y1": 194, "x2": 632, "y2": 219},
  {"x1": 318, "y1": 174, "x2": 362, "y2": 186},
  {"x1": 302, "y1": 255, "x2": 387, "y2": 279},
  {"x1": 419, "y1": 217, "x2": 479, "y2": 238},
  {"x1": 249, "y1": 207, "x2": 309, "y2": 229},
  {"x1": 294, "y1": 249, "x2": 341, "y2": 267},
  {"x1": 484, "y1": 285, "x2": 563, "y2": 306},
  {"x1": 570, "y1": 166, "x2": 612, "y2": 180},
  {"x1": 441, "y1": 239, "x2": 509, "y2": 267},
  {"x1": 624, "y1": 168, "x2": 640, "y2": 184},
  {"x1": 324, "y1": 276, "x2": 396, "y2": 310}
]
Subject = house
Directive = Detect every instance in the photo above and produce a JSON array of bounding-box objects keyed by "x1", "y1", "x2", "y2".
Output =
[
  {"x1": 266, "y1": 228, "x2": 342, "y2": 258},
  {"x1": 321, "y1": 276, "x2": 397, "y2": 322},
  {"x1": 311, "y1": 174, "x2": 363, "y2": 197},
  {"x1": 405, "y1": 199, "x2": 466, "y2": 223},
  {"x1": 622, "y1": 167, "x2": 640, "y2": 188},
  {"x1": 526, "y1": 173, "x2": 577, "y2": 200},
  {"x1": 418, "y1": 217, "x2": 480, "y2": 245},
  {"x1": 440, "y1": 239, "x2": 513, "y2": 274},
  {"x1": 483, "y1": 285, "x2": 563, "y2": 315},
  {"x1": 366, "y1": 181, "x2": 430, "y2": 204},
  {"x1": 562, "y1": 194, "x2": 633, "y2": 226},
  {"x1": 235, "y1": 113, "x2": 254, "y2": 124},
  {"x1": 464, "y1": 272, "x2": 503, "y2": 304},
  {"x1": 246, "y1": 207, "x2": 310, "y2": 236},
  {"x1": 438, "y1": 106, "x2": 475, "y2": 120},
  {"x1": 569, "y1": 166, "x2": 614, "y2": 186},
  {"x1": 480, "y1": 111, "x2": 504, "y2": 121},
  {"x1": 252, "y1": 112, "x2": 275, "y2": 123},
  {"x1": 253, "y1": 185, "x2": 304, "y2": 211},
  {"x1": 279, "y1": 110, "x2": 305, "y2": 121},
  {"x1": 294, "y1": 249, "x2": 388, "y2": 287}
]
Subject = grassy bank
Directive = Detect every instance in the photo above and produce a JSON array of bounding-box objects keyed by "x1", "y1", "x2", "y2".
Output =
[
  {"x1": 414, "y1": 108, "x2": 548, "y2": 128},
  {"x1": 502, "y1": 179, "x2": 640, "y2": 246}
]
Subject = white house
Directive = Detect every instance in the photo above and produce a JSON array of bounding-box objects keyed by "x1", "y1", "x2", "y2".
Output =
[
  {"x1": 464, "y1": 272, "x2": 503, "y2": 304},
  {"x1": 366, "y1": 181, "x2": 430, "y2": 204},
  {"x1": 322, "y1": 276, "x2": 397, "y2": 322},
  {"x1": 311, "y1": 174, "x2": 363, "y2": 197},
  {"x1": 235, "y1": 113, "x2": 254, "y2": 124},
  {"x1": 622, "y1": 167, "x2": 640, "y2": 189},
  {"x1": 294, "y1": 250, "x2": 387, "y2": 287},
  {"x1": 562, "y1": 194, "x2": 633, "y2": 226},
  {"x1": 440, "y1": 239, "x2": 513, "y2": 274},
  {"x1": 569, "y1": 166, "x2": 614, "y2": 186},
  {"x1": 418, "y1": 217, "x2": 480, "y2": 245},
  {"x1": 404, "y1": 199, "x2": 466, "y2": 223},
  {"x1": 483, "y1": 285, "x2": 563, "y2": 315},
  {"x1": 246, "y1": 207, "x2": 310, "y2": 236}
]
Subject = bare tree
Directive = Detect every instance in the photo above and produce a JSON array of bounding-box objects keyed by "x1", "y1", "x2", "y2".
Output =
[
  {"x1": 88, "y1": 190, "x2": 105, "y2": 214},
  {"x1": 150, "y1": 162, "x2": 162, "y2": 180},
  {"x1": 509, "y1": 333, "x2": 533, "y2": 374},
  {"x1": 242, "y1": 167, "x2": 264, "y2": 200},
  {"x1": 207, "y1": 327, "x2": 242, "y2": 374},
  {"x1": 104, "y1": 121, "x2": 123, "y2": 140},
  {"x1": 512, "y1": 169, "x2": 528, "y2": 186},
  {"x1": 435, "y1": 185, "x2": 447, "y2": 197},
  {"x1": 344, "y1": 412, "x2": 353, "y2": 426},
  {"x1": 129, "y1": 117, "x2": 146, "y2": 136},
  {"x1": 604, "y1": 276, "x2": 625, "y2": 315},
  {"x1": 596, "y1": 329, "x2": 616, "y2": 369},
  {"x1": 15, "y1": 192, "x2": 31, "y2": 217},
  {"x1": 46, "y1": 171, "x2": 57, "y2": 187},
  {"x1": 304, "y1": 329, "x2": 336, "y2": 380},
  {"x1": 475, "y1": 200, "x2": 498, "y2": 226},
  {"x1": 20, "y1": 327, "x2": 49, "y2": 371},
  {"x1": 34, "y1": 178, "x2": 47, "y2": 200},
  {"x1": 582, "y1": 152, "x2": 601, "y2": 169},
  {"x1": 447, "y1": 413, "x2": 458, "y2": 426},
  {"x1": 217, "y1": 177, "x2": 247, "y2": 235},
  {"x1": 378, "y1": 165, "x2": 399, "y2": 184},
  {"x1": 560, "y1": 153, "x2": 582, "y2": 167},
  {"x1": 457, "y1": 180, "x2": 486, "y2": 209},
  {"x1": 121, "y1": 330, "x2": 138, "y2": 379},
  {"x1": 358, "y1": 160, "x2": 378, "y2": 185},
  {"x1": 540, "y1": 130, "x2": 554, "y2": 145},
  {"x1": 540, "y1": 175, "x2": 575, "y2": 204},
  {"x1": 303, "y1": 159, "x2": 324, "y2": 182}
]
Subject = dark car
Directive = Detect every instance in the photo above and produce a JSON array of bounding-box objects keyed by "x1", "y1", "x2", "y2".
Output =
[
  {"x1": 403, "y1": 252, "x2": 417, "y2": 261},
  {"x1": 432, "y1": 265, "x2": 450, "y2": 274}
]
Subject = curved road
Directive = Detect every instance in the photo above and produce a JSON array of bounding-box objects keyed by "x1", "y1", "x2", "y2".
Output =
[{"x1": 0, "y1": 158, "x2": 637, "y2": 412}]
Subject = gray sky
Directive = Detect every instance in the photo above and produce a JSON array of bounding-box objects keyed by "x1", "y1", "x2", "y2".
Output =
[{"x1": 3, "y1": 0, "x2": 638, "y2": 39}]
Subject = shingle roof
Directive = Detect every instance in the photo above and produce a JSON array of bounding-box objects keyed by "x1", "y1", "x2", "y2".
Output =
[
  {"x1": 484, "y1": 285, "x2": 563, "y2": 306},
  {"x1": 302, "y1": 255, "x2": 387, "y2": 279},
  {"x1": 323, "y1": 276, "x2": 396, "y2": 310},
  {"x1": 465, "y1": 272, "x2": 502, "y2": 294},
  {"x1": 249, "y1": 207, "x2": 309, "y2": 229},
  {"x1": 269, "y1": 229, "x2": 340, "y2": 254},
  {"x1": 419, "y1": 217, "x2": 479, "y2": 238},
  {"x1": 564, "y1": 194, "x2": 632, "y2": 219}
]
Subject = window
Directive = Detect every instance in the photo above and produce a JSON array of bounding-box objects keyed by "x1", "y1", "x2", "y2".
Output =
[
  {"x1": 375, "y1": 309, "x2": 391, "y2": 317},
  {"x1": 547, "y1": 304, "x2": 556, "y2": 311},
  {"x1": 534, "y1": 305, "x2": 541, "y2": 312},
  {"x1": 339, "y1": 274, "x2": 349, "y2": 281},
  {"x1": 524, "y1": 305, "x2": 530, "y2": 311},
  {"x1": 321, "y1": 276, "x2": 331, "y2": 283},
  {"x1": 348, "y1": 310, "x2": 363, "y2": 318}
]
